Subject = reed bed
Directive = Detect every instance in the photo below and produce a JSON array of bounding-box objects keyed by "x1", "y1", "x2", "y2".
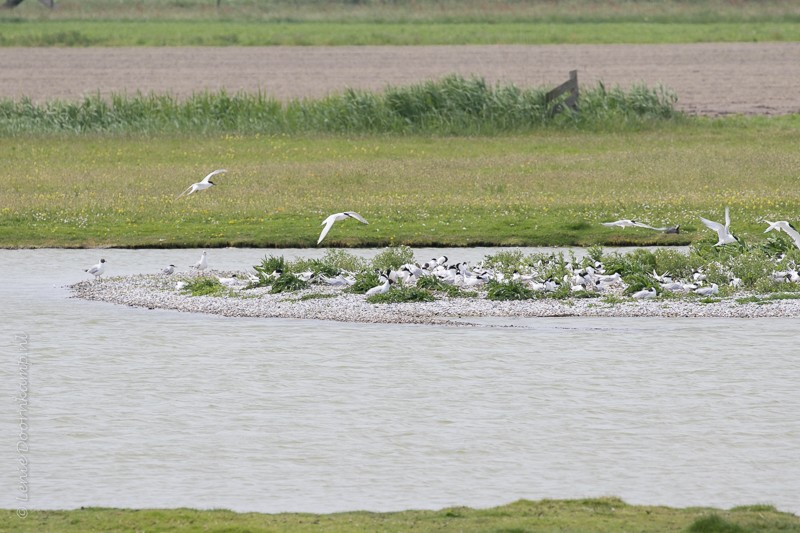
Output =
[{"x1": 0, "y1": 76, "x2": 679, "y2": 136}]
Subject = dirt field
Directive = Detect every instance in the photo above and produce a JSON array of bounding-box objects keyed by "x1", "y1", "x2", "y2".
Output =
[{"x1": 2, "y1": 43, "x2": 799, "y2": 115}]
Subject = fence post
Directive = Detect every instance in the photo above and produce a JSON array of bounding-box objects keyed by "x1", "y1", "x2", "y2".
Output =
[{"x1": 545, "y1": 70, "x2": 579, "y2": 116}]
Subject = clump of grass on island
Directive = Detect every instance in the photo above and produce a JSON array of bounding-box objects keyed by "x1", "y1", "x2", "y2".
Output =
[
  {"x1": 0, "y1": 76, "x2": 680, "y2": 136},
  {"x1": 181, "y1": 276, "x2": 228, "y2": 297},
  {"x1": 2, "y1": 498, "x2": 798, "y2": 533}
]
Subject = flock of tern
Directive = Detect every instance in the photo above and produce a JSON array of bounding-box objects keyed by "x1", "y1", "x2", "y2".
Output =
[{"x1": 83, "y1": 170, "x2": 799, "y2": 301}]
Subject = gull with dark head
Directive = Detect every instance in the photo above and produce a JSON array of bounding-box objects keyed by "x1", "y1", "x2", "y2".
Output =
[
  {"x1": 317, "y1": 211, "x2": 369, "y2": 245},
  {"x1": 176, "y1": 169, "x2": 227, "y2": 199},
  {"x1": 699, "y1": 207, "x2": 737, "y2": 246},
  {"x1": 85, "y1": 258, "x2": 106, "y2": 279}
]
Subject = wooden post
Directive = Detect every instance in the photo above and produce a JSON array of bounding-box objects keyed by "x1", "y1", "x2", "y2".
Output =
[{"x1": 545, "y1": 70, "x2": 579, "y2": 116}]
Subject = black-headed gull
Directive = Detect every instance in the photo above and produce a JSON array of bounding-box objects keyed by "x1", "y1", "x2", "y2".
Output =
[
  {"x1": 85, "y1": 258, "x2": 106, "y2": 278},
  {"x1": 699, "y1": 207, "x2": 737, "y2": 245},
  {"x1": 317, "y1": 211, "x2": 369, "y2": 245},
  {"x1": 764, "y1": 220, "x2": 800, "y2": 250},
  {"x1": 176, "y1": 169, "x2": 227, "y2": 199}
]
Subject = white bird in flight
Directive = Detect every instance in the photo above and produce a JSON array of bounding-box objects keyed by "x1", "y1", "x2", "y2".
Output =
[
  {"x1": 699, "y1": 207, "x2": 737, "y2": 246},
  {"x1": 601, "y1": 219, "x2": 658, "y2": 230},
  {"x1": 85, "y1": 258, "x2": 106, "y2": 279},
  {"x1": 764, "y1": 220, "x2": 800, "y2": 250},
  {"x1": 317, "y1": 211, "x2": 369, "y2": 245},
  {"x1": 176, "y1": 169, "x2": 227, "y2": 199}
]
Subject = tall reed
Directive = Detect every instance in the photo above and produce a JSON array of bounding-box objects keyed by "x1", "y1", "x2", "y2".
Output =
[{"x1": 0, "y1": 75, "x2": 679, "y2": 136}]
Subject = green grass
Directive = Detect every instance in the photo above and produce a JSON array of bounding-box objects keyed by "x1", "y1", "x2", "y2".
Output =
[
  {"x1": 181, "y1": 276, "x2": 227, "y2": 296},
  {"x1": 2, "y1": 115, "x2": 799, "y2": 249},
  {"x1": 3, "y1": 0, "x2": 800, "y2": 46},
  {"x1": 2, "y1": 498, "x2": 799, "y2": 533},
  {"x1": 2, "y1": 20, "x2": 800, "y2": 46},
  {"x1": 365, "y1": 284, "x2": 435, "y2": 303}
]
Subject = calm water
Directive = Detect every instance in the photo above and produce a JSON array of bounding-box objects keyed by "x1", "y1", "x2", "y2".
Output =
[{"x1": 1, "y1": 248, "x2": 798, "y2": 514}]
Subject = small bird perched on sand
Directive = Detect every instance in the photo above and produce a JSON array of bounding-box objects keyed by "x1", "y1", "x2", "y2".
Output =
[
  {"x1": 317, "y1": 211, "x2": 369, "y2": 245},
  {"x1": 85, "y1": 258, "x2": 106, "y2": 279},
  {"x1": 176, "y1": 169, "x2": 227, "y2": 199}
]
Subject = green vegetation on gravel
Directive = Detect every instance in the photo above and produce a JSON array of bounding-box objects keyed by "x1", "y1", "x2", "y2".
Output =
[
  {"x1": 2, "y1": 498, "x2": 799, "y2": 533},
  {"x1": 3, "y1": 0, "x2": 800, "y2": 46}
]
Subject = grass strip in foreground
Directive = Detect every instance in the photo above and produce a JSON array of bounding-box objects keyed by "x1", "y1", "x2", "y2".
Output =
[{"x1": 1, "y1": 499, "x2": 798, "y2": 532}]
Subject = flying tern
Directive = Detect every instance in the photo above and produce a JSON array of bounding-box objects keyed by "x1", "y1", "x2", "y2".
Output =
[
  {"x1": 176, "y1": 169, "x2": 227, "y2": 199},
  {"x1": 764, "y1": 220, "x2": 800, "y2": 250},
  {"x1": 699, "y1": 207, "x2": 738, "y2": 246},
  {"x1": 317, "y1": 211, "x2": 369, "y2": 245}
]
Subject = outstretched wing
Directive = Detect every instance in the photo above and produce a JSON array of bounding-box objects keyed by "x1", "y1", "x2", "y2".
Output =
[
  {"x1": 601, "y1": 220, "x2": 623, "y2": 228},
  {"x1": 345, "y1": 211, "x2": 369, "y2": 224},
  {"x1": 630, "y1": 221, "x2": 658, "y2": 230},
  {"x1": 201, "y1": 169, "x2": 227, "y2": 184},
  {"x1": 699, "y1": 216, "x2": 724, "y2": 234},
  {"x1": 176, "y1": 184, "x2": 196, "y2": 199},
  {"x1": 317, "y1": 215, "x2": 337, "y2": 245},
  {"x1": 724, "y1": 206, "x2": 731, "y2": 229}
]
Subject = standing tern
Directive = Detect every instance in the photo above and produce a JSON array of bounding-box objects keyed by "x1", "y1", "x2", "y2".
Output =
[
  {"x1": 161, "y1": 264, "x2": 176, "y2": 275},
  {"x1": 317, "y1": 212, "x2": 369, "y2": 245},
  {"x1": 764, "y1": 220, "x2": 800, "y2": 250},
  {"x1": 176, "y1": 169, "x2": 227, "y2": 199},
  {"x1": 85, "y1": 258, "x2": 106, "y2": 279},
  {"x1": 699, "y1": 207, "x2": 738, "y2": 246}
]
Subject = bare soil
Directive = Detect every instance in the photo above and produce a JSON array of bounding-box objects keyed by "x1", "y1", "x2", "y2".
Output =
[{"x1": 2, "y1": 43, "x2": 799, "y2": 115}]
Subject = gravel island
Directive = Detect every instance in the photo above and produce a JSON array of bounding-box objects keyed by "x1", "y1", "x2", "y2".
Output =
[{"x1": 70, "y1": 273, "x2": 800, "y2": 325}]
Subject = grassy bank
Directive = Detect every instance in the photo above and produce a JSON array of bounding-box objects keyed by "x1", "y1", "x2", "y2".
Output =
[
  {"x1": 2, "y1": 499, "x2": 799, "y2": 532},
  {"x1": 2, "y1": 20, "x2": 799, "y2": 46},
  {"x1": 2, "y1": 0, "x2": 800, "y2": 46},
  {"x1": 1, "y1": 116, "x2": 799, "y2": 249}
]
